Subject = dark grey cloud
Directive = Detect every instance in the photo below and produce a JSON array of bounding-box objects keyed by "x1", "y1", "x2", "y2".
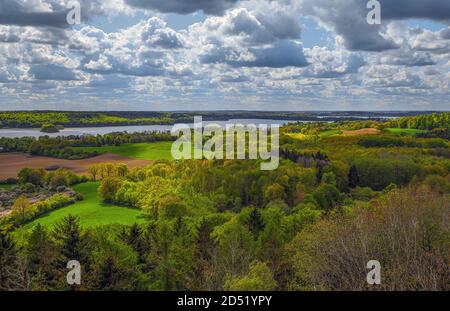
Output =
[
  {"x1": 125, "y1": 0, "x2": 240, "y2": 15},
  {"x1": 302, "y1": 0, "x2": 397, "y2": 52},
  {"x1": 222, "y1": 8, "x2": 301, "y2": 45},
  {"x1": 201, "y1": 40, "x2": 309, "y2": 68},
  {"x1": 0, "y1": 27, "x2": 20, "y2": 43},
  {"x1": 303, "y1": 0, "x2": 450, "y2": 52},
  {"x1": 29, "y1": 64, "x2": 79, "y2": 81},
  {"x1": 440, "y1": 28, "x2": 450, "y2": 40},
  {"x1": 381, "y1": 0, "x2": 450, "y2": 21},
  {"x1": 0, "y1": 0, "x2": 103, "y2": 28}
]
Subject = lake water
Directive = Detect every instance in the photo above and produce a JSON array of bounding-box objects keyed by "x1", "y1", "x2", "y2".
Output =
[{"x1": 0, "y1": 119, "x2": 292, "y2": 138}]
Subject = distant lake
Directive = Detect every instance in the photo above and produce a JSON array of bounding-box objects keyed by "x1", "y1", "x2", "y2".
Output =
[{"x1": 0, "y1": 119, "x2": 292, "y2": 138}]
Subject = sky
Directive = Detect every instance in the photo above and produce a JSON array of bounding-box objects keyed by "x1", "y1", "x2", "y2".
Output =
[{"x1": 0, "y1": 0, "x2": 449, "y2": 111}]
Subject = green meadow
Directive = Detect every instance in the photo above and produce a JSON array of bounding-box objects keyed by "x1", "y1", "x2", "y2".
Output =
[
  {"x1": 0, "y1": 184, "x2": 14, "y2": 190},
  {"x1": 320, "y1": 129, "x2": 343, "y2": 137},
  {"x1": 75, "y1": 141, "x2": 174, "y2": 160},
  {"x1": 15, "y1": 182, "x2": 145, "y2": 237}
]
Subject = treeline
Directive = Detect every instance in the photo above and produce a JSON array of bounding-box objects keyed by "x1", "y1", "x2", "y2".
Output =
[
  {"x1": 387, "y1": 112, "x2": 450, "y2": 130},
  {"x1": 358, "y1": 136, "x2": 448, "y2": 149},
  {"x1": 0, "y1": 112, "x2": 178, "y2": 128},
  {"x1": 416, "y1": 128, "x2": 450, "y2": 140},
  {"x1": 1, "y1": 111, "x2": 430, "y2": 129},
  {"x1": 0, "y1": 131, "x2": 174, "y2": 160}
]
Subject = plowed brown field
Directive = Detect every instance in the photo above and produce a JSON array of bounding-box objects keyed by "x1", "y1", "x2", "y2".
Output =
[{"x1": 0, "y1": 153, "x2": 151, "y2": 180}]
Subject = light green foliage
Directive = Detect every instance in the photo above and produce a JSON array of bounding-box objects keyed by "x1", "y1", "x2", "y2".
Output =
[{"x1": 224, "y1": 261, "x2": 277, "y2": 291}]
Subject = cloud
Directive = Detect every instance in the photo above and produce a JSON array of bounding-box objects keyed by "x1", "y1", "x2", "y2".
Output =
[
  {"x1": 302, "y1": 44, "x2": 364, "y2": 78},
  {"x1": 301, "y1": 0, "x2": 450, "y2": 52},
  {"x1": 441, "y1": 28, "x2": 450, "y2": 40},
  {"x1": 410, "y1": 28, "x2": 450, "y2": 55},
  {"x1": 301, "y1": 0, "x2": 398, "y2": 51},
  {"x1": 125, "y1": 0, "x2": 241, "y2": 15},
  {"x1": 201, "y1": 40, "x2": 308, "y2": 68},
  {"x1": 29, "y1": 64, "x2": 79, "y2": 81},
  {"x1": 191, "y1": 6, "x2": 307, "y2": 68},
  {"x1": 140, "y1": 17, "x2": 185, "y2": 49},
  {"x1": 0, "y1": 0, "x2": 106, "y2": 28},
  {"x1": 80, "y1": 17, "x2": 187, "y2": 77},
  {"x1": 380, "y1": 0, "x2": 450, "y2": 21},
  {"x1": 0, "y1": 0, "x2": 449, "y2": 110}
]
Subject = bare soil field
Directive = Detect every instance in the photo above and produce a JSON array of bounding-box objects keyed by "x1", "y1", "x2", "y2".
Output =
[
  {"x1": 342, "y1": 128, "x2": 381, "y2": 135},
  {"x1": 0, "y1": 153, "x2": 151, "y2": 180}
]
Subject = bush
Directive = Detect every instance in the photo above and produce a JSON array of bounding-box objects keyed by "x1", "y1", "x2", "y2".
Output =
[
  {"x1": 40, "y1": 123, "x2": 59, "y2": 133},
  {"x1": 5, "y1": 193, "x2": 77, "y2": 226},
  {"x1": 350, "y1": 187, "x2": 379, "y2": 201},
  {"x1": 98, "y1": 177, "x2": 123, "y2": 203},
  {"x1": 18, "y1": 168, "x2": 46, "y2": 186},
  {"x1": 224, "y1": 261, "x2": 277, "y2": 291}
]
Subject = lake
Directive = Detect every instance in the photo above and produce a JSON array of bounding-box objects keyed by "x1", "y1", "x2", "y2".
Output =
[{"x1": 0, "y1": 119, "x2": 292, "y2": 138}]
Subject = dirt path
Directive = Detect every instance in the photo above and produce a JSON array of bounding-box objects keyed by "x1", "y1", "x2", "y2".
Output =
[{"x1": 0, "y1": 153, "x2": 151, "y2": 180}]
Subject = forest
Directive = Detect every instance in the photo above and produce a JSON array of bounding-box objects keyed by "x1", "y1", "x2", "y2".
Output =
[
  {"x1": 0, "y1": 112, "x2": 448, "y2": 291},
  {"x1": 0, "y1": 111, "x2": 433, "y2": 128}
]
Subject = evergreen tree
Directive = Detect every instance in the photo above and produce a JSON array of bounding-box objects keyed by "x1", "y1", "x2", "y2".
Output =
[
  {"x1": 123, "y1": 223, "x2": 147, "y2": 264},
  {"x1": 247, "y1": 208, "x2": 265, "y2": 239},
  {"x1": 52, "y1": 214, "x2": 90, "y2": 286},
  {"x1": 53, "y1": 215, "x2": 85, "y2": 261},
  {"x1": 191, "y1": 219, "x2": 216, "y2": 290},
  {"x1": 0, "y1": 230, "x2": 18, "y2": 290},
  {"x1": 94, "y1": 256, "x2": 119, "y2": 290},
  {"x1": 348, "y1": 165, "x2": 360, "y2": 188},
  {"x1": 26, "y1": 224, "x2": 57, "y2": 289}
]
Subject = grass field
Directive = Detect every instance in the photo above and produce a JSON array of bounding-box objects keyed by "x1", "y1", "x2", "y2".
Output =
[
  {"x1": 320, "y1": 130, "x2": 343, "y2": 137},
  {"x1": 0, "y1": 184, "x2": 14, "y2": 190},
  {"x1": 75, "y1": 141, "x2": 174, "y2": 161},
  {"x1": 15, "y1": 182, "x2": 145, "y2": 236},
  {"x1": 386, "y1": 128, "x2": 428, "y2": 135}
]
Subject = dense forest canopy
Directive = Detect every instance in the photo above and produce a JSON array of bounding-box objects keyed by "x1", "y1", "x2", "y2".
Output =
[{"x1": 0, "y1": 112, "x2": 448, "y2": 291}]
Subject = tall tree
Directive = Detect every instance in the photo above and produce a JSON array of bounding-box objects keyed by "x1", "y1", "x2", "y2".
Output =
[
  {"x1": 247, "y1": 208, "x2": 265, "y2": 239},
  {"x1": 26, "y1": 224, "x2": 57, "y2": 289},
  {"x1": 348, "y1": 165, "x2": 360, "y2": 189},
  {"x1": 0, "y1": 230, "x2": 19, "y2": 290}
]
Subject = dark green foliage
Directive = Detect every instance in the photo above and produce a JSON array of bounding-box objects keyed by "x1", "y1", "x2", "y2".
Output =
[
  {"x1": 348, "y1": 165, "x2": 360, "y2": 189},
  {"x1": 40, "y1": 123, "x2": 60, "y2": 133},
  {"x1": 18, "y1": 168, "x2": 46, "y2": 186},
  {"x1": 247, "y1": 208, "x2": 265, "y2": 239},
  {"x1": 93, "y1": 256, "x2": 120, "y2": 290},
  {"x1": 53, "y1": 215, "x2": 89, "y2": 268},
  {"x1": 0, "y1": 230, "x2": 18, "y2": 290},
  {"x1": 353, "y1": 157, "x2": 421, "y2": 191}
]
